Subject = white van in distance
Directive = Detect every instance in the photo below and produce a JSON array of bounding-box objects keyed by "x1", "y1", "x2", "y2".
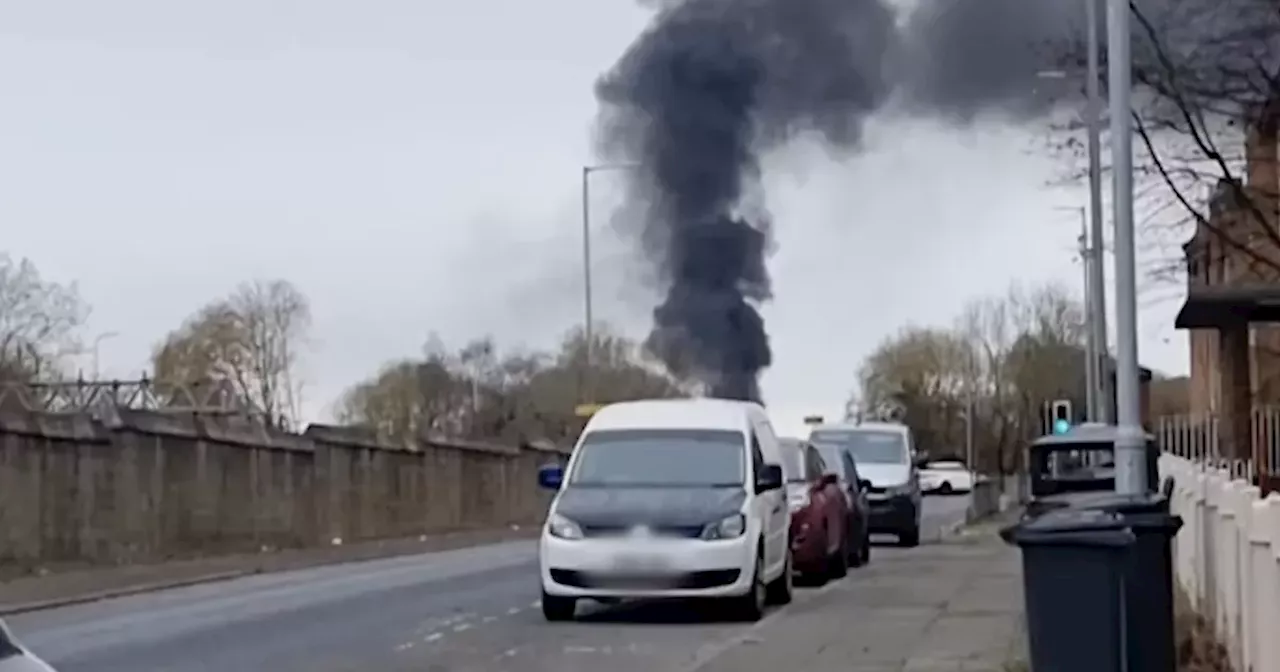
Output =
[{"x1": 536, "y1": 398, "x2": 792, "y2": 621}]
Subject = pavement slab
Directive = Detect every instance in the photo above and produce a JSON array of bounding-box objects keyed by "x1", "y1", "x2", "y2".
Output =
[{"x1": 688, "y1": 523, "x2": 1024, "y2": 672}]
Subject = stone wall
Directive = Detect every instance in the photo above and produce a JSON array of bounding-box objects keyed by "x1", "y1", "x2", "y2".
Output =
[{"x1": 0, "y1": 409, "x2": 568, "y2": 568}]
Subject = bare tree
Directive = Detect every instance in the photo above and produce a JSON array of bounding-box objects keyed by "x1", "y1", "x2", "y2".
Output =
[
  {"x1": 853, "y1": 281, "x2": 1088, "y2": 473},
  {"x1": 856, "y1": 326, "x2": 974, "y2": 457},
  {"x1": 152, "y1": 278, "x2": 311, "y2": 426},
  {"x1": 0, "y1": 254, "x2": 89, "y2": 382},
  {"x1": 336, "y1": 323, "x2": 689, "y2": 445},
  {"x1": 1047, "y1": 0, "x2": 1280, "y2": 285},
  {"x1": 228, "y1": 280, "x2": 311, "y2": 424}
]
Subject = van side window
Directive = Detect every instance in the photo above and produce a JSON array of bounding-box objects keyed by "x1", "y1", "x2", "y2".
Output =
[{"x1": 750, "y1": 433, "x2": 766, "y2": 476}]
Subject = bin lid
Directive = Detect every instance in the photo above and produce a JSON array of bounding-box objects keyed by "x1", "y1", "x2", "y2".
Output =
[
  {"x1": 1000, "y1": 508, "x2": 1137, "y2": 548},
  {"x1": 1057, "y1": 492, "x2": 1184, "y2": 533}
]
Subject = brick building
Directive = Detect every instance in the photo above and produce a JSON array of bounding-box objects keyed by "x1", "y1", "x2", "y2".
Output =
[{"x1": 1178, "y1": 111, "x2": 1280, "y2": 465}]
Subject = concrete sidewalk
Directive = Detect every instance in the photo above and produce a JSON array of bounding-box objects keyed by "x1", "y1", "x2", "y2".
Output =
[{"x1": 690, "y1": 523, "x2": 1026, "y2": 672}]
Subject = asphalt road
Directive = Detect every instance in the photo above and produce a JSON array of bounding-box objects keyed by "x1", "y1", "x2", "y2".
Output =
[{"x1": 7, "y1": 495, "x2": 972, "y2": 672}]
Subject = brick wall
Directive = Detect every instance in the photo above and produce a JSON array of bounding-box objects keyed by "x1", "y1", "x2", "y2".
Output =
[{"x1": 0, "y1": 409, "x2": 569, "y2": 569}]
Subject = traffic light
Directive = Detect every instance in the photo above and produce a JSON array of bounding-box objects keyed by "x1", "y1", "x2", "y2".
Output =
[{"x1": 1050, "y1": 399, "x2": 1073, "y2": 435}]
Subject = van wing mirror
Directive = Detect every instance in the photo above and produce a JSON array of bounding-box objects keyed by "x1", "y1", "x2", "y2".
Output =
[
  {"x1": 857, "y1": 478, "x2": 873, "y2": 492},
  {"x1": 756, "y1": 464, "x2": 784, "y2": 493},
  {"x1": 537, "y1": 464, "x2": 564, "y2": 491}
]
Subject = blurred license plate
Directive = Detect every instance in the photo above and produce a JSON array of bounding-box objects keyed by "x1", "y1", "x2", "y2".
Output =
[{"x1": 613, "y1": 552, "x2": 669, "y2": 572}]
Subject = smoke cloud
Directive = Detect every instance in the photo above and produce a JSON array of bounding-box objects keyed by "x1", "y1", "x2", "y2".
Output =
[{"x1": 593, "y1": 0, "x2": 1090, "y2": 402}]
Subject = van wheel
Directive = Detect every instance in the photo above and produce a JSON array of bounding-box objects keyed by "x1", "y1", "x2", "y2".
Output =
[
  {"x1": 898, "y1": 526, "x2": 920, "y2": 548},
  {"x1": 730, "y1": 553, "x2": 767, "y2": 621},
  {"x1": 765, "y1": 551, "x2": 793, "y2": 605},
  {"x1": 861, "y1": 533, "x2": 872, "y2": 565},
  {"x1": 541, "y1": 592, "x2": 576, "y2": 622}
]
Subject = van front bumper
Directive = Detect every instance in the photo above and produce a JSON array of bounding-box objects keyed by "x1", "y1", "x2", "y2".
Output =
[
  {"x1": 540, "y1": 533, "x2": 756, "y2": 599},
  {"x1": 867, "y1": 494, "x2": 918, "y2": 534}
]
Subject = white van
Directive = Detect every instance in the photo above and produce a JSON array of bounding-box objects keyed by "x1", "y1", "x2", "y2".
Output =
[
  {"x1": 807, "y1": 421, "x2": 923, "y2": 547},
  {"x1": 536, "y1": 398, "x2": 792, "y2": 621}
]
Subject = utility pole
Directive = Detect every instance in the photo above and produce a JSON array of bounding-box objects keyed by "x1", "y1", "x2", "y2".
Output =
[
  {"x1": 1084, "y1": 0, "x2": 1111, "y2": 424},
  {"x1": 1107, "y1": 0, "x2": 1146, "y2": 494},
  {"x1": 1078, "y1": 213, "x2": 1098, "y2": 422},
  {"x1": 1059, "y1": 205, "x2": 1098, "y2": 422}
]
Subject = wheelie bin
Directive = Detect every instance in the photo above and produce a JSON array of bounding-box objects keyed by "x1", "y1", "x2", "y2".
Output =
[
  {"x1": 1059, "y1": 491, "x2": 1183, "y2": 672},
  {"x1": 1001, "y1": 508, "x2": 1136, "y2": 672}
]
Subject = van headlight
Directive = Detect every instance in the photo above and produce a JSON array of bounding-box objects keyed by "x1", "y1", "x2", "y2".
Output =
[
  {"x1": 700, "y1": 513, "x2": 746, "y2": 540},
  {"x1": 547, "y1": 513, "x2": 584, "y2": 540}
]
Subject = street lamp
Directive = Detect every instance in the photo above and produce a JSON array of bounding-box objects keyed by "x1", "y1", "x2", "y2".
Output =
[
  {"x1": 1105, "y1": 0, "x2": 1144, "y2": 494},
  {"x1": 1037, "y1": 0, "x2": 1110, "y2": 425},
  {"x1": 92, "y1": 331, "x2": 119, "y2": 381},
  {"x1": 580, "y1": 163, "x2": 640, "y2": 404}
]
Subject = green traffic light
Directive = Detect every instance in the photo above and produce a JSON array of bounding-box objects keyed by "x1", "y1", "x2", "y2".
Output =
[{"x1": 1053, "y1": 418, "x2": 1070, "y2": 434}]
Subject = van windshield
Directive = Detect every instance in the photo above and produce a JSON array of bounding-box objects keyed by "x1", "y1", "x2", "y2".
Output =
[
  {"x1": 810, "y1": 429, "x2": 906, "y2": 465},
  {"x1": 569, "y1": 428, "x2": 746, "y2": 487}
]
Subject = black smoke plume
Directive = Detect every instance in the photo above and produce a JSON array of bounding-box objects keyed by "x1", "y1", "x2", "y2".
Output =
[
  {"x1": 592, "y1": 0, "x2": 1131, "y2": 402},
  {"x1": 595, "y1": 0, "x2": 901, "y2": 402}
]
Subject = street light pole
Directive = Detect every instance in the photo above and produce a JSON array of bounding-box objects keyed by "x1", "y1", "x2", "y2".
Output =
[
  {"x1": 1084, "y1": 0, "x2": 1111, "y2": 424},
  {"x1": 1106, "y1": 0, "x2": 1146, "y2": 494},
  {"x1": 580, "y1": 166, "x2": 595, "y2": 405},
  {"x1": 965, "y1": 362, "x2": 976, "y2": 483},
  {"x1": 92, "y1": 331, "x2": 119, "y2": 381},
  {"x1": 579, "y1": 163, "x2": 640, "y2": 406}
]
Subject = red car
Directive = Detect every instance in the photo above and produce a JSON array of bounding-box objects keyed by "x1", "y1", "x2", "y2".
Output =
[{"x1": 780, "y1": 438, "x2": 851, "y2": 582}]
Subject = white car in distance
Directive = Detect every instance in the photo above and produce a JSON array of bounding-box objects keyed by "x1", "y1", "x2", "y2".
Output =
[{"x1": 918, "y1": 460, "x2": 974, "y2": 495}]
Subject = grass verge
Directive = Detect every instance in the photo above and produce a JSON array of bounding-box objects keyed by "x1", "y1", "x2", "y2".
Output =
[{"x1": 1175, "y1": 585, "x2": 1232, "y2": 672}]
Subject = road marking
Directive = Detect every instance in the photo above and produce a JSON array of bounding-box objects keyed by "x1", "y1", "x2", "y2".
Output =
[
  {"x1": 453, "y1": 623, "x2": 473, "y2": 632},
  {"x1": 507, "y1": 607, "x2": 522, "y2": 615},
  {"x1": 395, "y1": 642, "x2": 414, "y2": 651},
  {"x1": 482, "y1": 616, "x2": 497, "y2": 623},
  {"x1": 424, "y1": 632, "x2": 443, "y2": 643}
]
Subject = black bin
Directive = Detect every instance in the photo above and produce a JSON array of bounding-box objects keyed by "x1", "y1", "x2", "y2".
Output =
[
  {"x1": 1001, "y1": 509, "x2": 1135, "y2": 672},
  {"x1": 1064, "y1": 492, "x2": 1183, "y2": 672}
]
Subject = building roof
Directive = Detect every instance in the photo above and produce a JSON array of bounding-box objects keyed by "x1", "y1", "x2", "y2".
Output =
[{"x1": 1175, "y1": 283, "x2": 1280, "y2": 329}]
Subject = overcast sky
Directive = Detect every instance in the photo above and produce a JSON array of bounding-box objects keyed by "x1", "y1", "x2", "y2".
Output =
[{"x1": 0, "y1": 0, "x2": 1189, "y2": 436}]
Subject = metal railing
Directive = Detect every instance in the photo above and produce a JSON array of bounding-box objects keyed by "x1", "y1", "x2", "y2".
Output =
[
  {"x1": 1153, "y1": 409, "x2": 1280, "y2": 483},
  {"x1": 0, "y1": 377, "x2": 261, "y2": 420}
]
